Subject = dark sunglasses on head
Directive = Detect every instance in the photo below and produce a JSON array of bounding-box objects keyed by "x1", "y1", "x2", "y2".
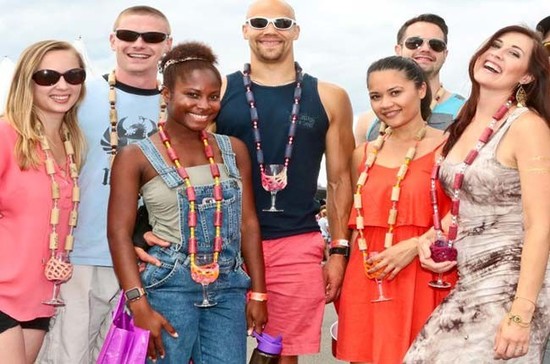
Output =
[
  {"x1": 404, "y1": 36, "x2": 447, "y2": 53},
  {"x1": 32, "y1": 68, "x2": 86, "y2": 86},
  {"x1": 246, "y1": 17, "x2": 296, "y2": 30},
  {"x1": 115, "y1": 29, "x2": 169, "y2": 44}
]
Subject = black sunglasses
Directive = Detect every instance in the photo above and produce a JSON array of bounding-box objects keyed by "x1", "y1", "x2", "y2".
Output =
[
  {"x1": 403, "y1": 36, "x2": 447, "y2": 53},
  {"x1": 32, "y1": 68, "x2": 86, "y2": 86},
  {"x1": 115, "y1": 29, "x2": 169, "y2": 44},
  {"x1": 246, "y1": 17, "x2": 296, "y2": 30}
]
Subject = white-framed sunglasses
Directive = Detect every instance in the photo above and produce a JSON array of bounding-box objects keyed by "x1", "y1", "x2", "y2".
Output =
[{"x1": 246, "y1": 17, "x2": 296, "y2": 30}]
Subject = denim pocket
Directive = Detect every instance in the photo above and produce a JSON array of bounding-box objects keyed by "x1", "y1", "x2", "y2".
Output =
[{"x1": 140, "y1": 246, "x2": 180, "y2": 290}]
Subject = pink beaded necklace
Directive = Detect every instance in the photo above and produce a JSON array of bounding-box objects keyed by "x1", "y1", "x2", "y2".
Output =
[
  {"x1": 157, "y1": 123, "x2": 223, "y2": 264},
  {"x1": 430, "y1": 96, "x2": 514, "y2": 256}
]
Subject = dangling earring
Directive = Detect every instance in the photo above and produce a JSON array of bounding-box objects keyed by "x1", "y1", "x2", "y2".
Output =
[{"x1": 515, "y1": 84, "x2": 527, "y2": 107}]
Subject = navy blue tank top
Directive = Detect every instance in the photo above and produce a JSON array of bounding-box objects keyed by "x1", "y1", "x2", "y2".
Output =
[{"x1": 216, "y1": 71, "x2": 329, "y2": 240}]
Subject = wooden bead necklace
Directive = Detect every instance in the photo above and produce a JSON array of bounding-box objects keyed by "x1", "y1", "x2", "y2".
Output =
[
  {"x1": 157, "y1": 122, "x2": 223, "y2": 266},
  {"x1": 430, "y1": 96, "x2": 514, "y2": 246},
  {"x1": 108, "y1": 71, "x2": 166, "y2": 165},
  {"x1": 354, "y1": 123, "x2": 427, "y2": 274},
  {"x1": 38, "y1": 123, "x2": 80, "y2": 253},
  {"x1": 39, "y1": 123, "x2": 80, "y2": 282}
]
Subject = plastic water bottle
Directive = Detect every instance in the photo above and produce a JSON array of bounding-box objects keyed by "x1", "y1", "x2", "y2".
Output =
[{"x1": 249, "y1": 331, "x2": 283, "y2": 364}]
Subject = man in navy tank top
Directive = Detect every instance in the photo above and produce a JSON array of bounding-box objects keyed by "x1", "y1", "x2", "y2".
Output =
[{"x1": 215, "y1": 1, "x2": 354, "y2": 362}]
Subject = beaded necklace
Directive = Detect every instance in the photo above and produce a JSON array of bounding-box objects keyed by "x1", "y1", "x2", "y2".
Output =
[
  {"x1": 108, "y1": 71, "x2": 167, "y2": 164},
  {"x1": 354, "y1": 123, "x2": 427, "y2": 274},
  {"x1": 430, "y1": 84, "x2": 446, "y2": 110},
  {"x1": 157, "y1": 122, "x2": 223, "y2": 266},
  {"x1": 430, "y1": 97, "x2": 514, "y2": 251},
  {"x1": 242, "y1": 62, "x2": 303, "y2": 175},
  {"x1": 38, "y1": 123, "x2": 80, "y2": 254}
]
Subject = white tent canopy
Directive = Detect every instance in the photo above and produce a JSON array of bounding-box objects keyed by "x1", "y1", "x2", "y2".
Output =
[{"x1": 72, "y1": 36, "x2": 99, "y2": 80}]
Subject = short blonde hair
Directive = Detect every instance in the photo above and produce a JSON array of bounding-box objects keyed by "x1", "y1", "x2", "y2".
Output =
[{"x1": 113, "y1": 5, "x2": 171, "y2": 34}]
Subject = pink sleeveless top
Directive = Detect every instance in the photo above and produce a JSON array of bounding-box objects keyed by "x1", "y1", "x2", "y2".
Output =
[{"x1": 0, "y1": 120, "x2": 75, "y2": 320}]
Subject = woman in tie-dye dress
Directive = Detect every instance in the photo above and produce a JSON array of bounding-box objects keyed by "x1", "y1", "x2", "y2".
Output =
[{"x1": 404, "y1": 25, "x2": 550, "y2": 363}]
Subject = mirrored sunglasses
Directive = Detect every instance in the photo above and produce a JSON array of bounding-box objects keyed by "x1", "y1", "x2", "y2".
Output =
[
  {"x1": 115, "y1": 29, "x2": 169, "y2": 44},
  {"x1": 32, "y1": 68, "x2": 86, "y2": 86},
  {"x1": 543, "y1": 41, "x2": 550, "y2": 54},
  {"x1": 246, "y1": 17, "x2": 296, "y2": 30},
  {"x1": 404, "y1": 36, "x2": 447, "y2": 53}
]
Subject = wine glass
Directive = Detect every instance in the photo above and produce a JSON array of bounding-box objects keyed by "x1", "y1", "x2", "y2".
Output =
[
  {"x1": 43, "y1": 250, "x2": 73, "y2": 307},
  {"x1": 428, "y1": 236, "x2": 457, "y2": 289},
  {"x1": 364, "y1": 252, "x2": 392, "y2": 303},
  {"x1": 261, "y1": 164, "x2": 287, "y2": 212},
  {"x1": 191, "y1": 253, "x2": 219, "y2": 307}
]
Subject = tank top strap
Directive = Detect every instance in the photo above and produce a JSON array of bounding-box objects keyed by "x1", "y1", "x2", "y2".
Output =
[
  {"x1": 486, "y1": 107, "x2": 529, "y2": 155},
  {"x1": 136, "y1": 138, "x2": 183, "y2": 189},
  {"x1": 213, "y1": 133, "x2": 240, "y2": 179}
]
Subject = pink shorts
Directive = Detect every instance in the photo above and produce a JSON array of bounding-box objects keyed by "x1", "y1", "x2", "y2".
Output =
[{"x1": 262, "y1": 232, "x2": 326, "y2": 356}]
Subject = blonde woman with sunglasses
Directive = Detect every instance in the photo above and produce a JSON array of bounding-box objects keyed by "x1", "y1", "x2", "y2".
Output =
[{"x1": 0, "y1": 40, "x2": 86, "y2": 364}]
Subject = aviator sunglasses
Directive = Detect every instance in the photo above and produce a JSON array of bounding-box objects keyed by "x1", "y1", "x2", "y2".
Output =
[
  {"x1": 543, "y1": 41, "x2": 550, "y2": 54},
  {"x1": 115, "y1": 29, "x2": 169, "y2": 44},
  {"x1": 32, "y1": 68, "x2": 86, "y2": 86},
  {"x1": 403, "y1": 36, "x2": 447, "y2": 53},
  {"x1": 246, "y1": 17, "x2": 296, "y2": 30}
]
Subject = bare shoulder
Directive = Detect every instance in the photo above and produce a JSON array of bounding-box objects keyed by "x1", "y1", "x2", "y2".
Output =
[
  {"x1": 115, "y1": 143, "x2": 144, "y2": 163},
  {"x1": 421, "y1": 126, "x2": 446, "y2": 154},
  {"x1": 317, "y1": 79, "x2": 349, "y2": 100},
  {"x1": 228, "y1": 135, "x2": 248, "y2": 153},
  {"x1": 354, "y1": 110, "x2": 376, "y2": 144},
  {"x1": 510, "y1": 109, "x2": 550, "y2": 136},
  {"x1": 316, "y1": 80, "x2": 353, "y2": 127}
]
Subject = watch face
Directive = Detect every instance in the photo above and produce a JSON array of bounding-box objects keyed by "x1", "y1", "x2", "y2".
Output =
[{"x1": 125, "y1": 288, "x2": 142, "y2": 301}]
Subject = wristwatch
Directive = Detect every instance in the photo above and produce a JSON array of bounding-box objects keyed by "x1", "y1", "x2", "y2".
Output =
[
  {"x1": 329, "y1": 246, "x2": 350, "y2": 258},
  {"x1": 124, "y1": 287, "x2": 147, "y2": 303}
]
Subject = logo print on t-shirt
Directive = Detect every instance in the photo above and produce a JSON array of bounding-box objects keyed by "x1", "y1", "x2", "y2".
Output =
[{"x1": 100, "y1": 115, "x2": 157, "y2": 153}]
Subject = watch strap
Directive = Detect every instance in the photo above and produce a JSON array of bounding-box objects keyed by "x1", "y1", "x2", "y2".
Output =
[{"x1": 329, "y1": 246, "x2": 349, "y2": 258}]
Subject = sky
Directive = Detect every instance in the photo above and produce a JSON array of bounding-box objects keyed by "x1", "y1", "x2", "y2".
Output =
[{"x1": 1, "y1": 0, "x2": 549, "y2": 184}]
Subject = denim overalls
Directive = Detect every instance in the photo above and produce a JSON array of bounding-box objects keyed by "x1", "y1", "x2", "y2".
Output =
[{"x1": 137, "y1": 133, "x2": 251, "y2": 364}]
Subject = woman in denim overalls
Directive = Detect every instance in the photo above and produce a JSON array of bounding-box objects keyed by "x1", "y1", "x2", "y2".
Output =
[{"x1": 108, "y1": 41, "x2": 267, "y2": 364}]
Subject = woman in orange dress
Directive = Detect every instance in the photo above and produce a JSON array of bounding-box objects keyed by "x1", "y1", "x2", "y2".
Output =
[{"x1": 336, "y1": 56, "x2": 457, "y2": 364}]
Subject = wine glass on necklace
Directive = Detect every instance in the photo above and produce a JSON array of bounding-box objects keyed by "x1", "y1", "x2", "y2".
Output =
[
  {"x1": 428, "y1": 235, "x2": 456, "y2": 289},
  {"x1": 43, "y1": 250, "x2": 73, "y2": 307},
  {"x1": 261, "y1": 164, "x2": 287, "y2": 212},
  {"x1": 364, "y1": 251, "x2": 392, "y2": 302},
  {"x1": 191, "y1": 252, "x2": 219, "y2": 307}
]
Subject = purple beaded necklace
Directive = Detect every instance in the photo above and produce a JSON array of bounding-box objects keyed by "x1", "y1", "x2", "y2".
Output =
[{"x1": 242, "y1": 62, "x2": 303, "y2": 174}]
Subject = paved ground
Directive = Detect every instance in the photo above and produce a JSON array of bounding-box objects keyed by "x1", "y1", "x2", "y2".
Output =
[{"x1": 246, "y1": 304, "x2": 344, "y2": 363}]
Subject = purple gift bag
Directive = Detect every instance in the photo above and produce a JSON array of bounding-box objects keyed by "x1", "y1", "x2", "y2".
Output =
[{"x1": 97, "y1": 293, "x2": 150, "y2": 364}]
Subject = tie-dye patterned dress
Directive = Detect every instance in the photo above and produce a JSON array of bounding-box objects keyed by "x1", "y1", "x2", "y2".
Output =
[{"x1": 404, "y1": 108, "x2": 550, "y2": 363}]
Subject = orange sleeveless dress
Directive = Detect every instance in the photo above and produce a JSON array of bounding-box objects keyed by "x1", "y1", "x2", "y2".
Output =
[{"x1": 336, "y1": 144, "x2": 458, "y2": 364}]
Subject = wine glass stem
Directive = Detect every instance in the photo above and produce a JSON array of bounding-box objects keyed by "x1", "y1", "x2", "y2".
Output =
[
  {"x1": 376, "y1": 280, "x2": 385, "y2": 297},
  {"x1": 270, "y1": 191, "x2": 278, "y2": 209},
  {"x1": 51, "y1": 282, "x2": 60, "y2": 301},
  {"x1": 201, "y1": 284, "x2": 209, "y2": 303},
  {"x1": 437, "y1": 273, "x2": 444, "y2": 283}
]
